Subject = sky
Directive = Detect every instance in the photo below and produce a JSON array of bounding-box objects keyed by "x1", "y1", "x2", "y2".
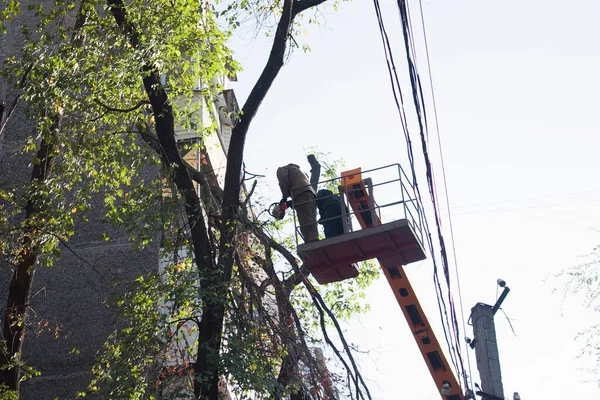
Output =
[{"x1": 226, "y1": 0, "x2": 600, "y2": 398}]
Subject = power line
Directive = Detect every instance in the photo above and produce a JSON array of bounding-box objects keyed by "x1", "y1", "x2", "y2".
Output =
[
  {"x1": 447, "y1": 189, "x2": 600, "y2": 210},
  {"x1": 395, "y1": 0, "x2": 468, "y2": 390},
  {"x1": 371, "y1": 0, "x2": 466, "y2": 386},
  {"x1": 415, "y1": 0, "x2": 474, "y2": 391},
  {"x1": 450, "y1": 199, "x2": 600, "y2": 216}
]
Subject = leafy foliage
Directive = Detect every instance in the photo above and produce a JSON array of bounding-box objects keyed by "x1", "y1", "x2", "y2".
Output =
[
  {"x1": 1, "y1": 0, "x2": 376, "y2": 398},
  {"x1": 86, "y1": 255, "x2": 203, "y2": 399},
  {"x1": 0, "y1": 384, "x2": 18, "y2": 400},
  {"x1": 555, "y1": 245, "x2": 600, "y2": 386}
]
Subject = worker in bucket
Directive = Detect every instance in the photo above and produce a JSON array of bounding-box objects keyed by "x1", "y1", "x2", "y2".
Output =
[
  {"x1": 273, "y1": 163, "x2": 319, "y2": 243},
  {"x1": 315, "y1": 189, "x2": 348, "y2": 238}
]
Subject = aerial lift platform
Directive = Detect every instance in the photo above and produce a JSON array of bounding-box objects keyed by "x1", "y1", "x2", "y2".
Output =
[{"x1": 292, "y1": 164, "x2": 465, "y2": 400}]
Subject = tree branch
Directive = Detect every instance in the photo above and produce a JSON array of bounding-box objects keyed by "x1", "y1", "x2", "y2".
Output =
[
  {"x1": 105, "y1": 1, "x2": 220, "y2": 397},
  {"x1": 292, "y1": 0, "x2": 328, "y2": 17},
  {"x1": 218, "y1": 0, "x2": 329, "y2": 293},
  {"x1": 90, "y1": 98, "x2": 149, "y2": 121},
  {"x1": 242, "y1": 180, "x2": 257, "y2": 208},
  {"x1": 242, "y1": 216, "x2": 371, "y2": 400},
  {"x1": 250, "y1": 240, "x2": 318, "y2": 399},
  {"x1": 0, "y1": 62, "x2": 34, "y2": 138},
  {"x1": 93, "y1": 98, "x2": 149, "y2": 113},
  {"x1": 307, "y1": 280, "x2": 372, "y2": 400}
]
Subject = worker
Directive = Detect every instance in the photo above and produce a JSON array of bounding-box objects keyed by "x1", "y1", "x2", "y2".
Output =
[
  {"x1": 316, "y1": 189, "x2": 348, "y2": 238},
  {"x1": 274, "y1": 163, "x2": 319, "y2": 242}
]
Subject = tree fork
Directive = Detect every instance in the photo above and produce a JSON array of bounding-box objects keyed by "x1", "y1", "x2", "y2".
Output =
[
  {"x1": 110, "y1": 0, "x2": 329, "y2": 397},
  {"x1": 209, "y1": 0, "x2": 325, "y2": 398}
]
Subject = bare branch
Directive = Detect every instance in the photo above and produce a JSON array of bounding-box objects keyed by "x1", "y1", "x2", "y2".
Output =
[
  {"x1": 90, "y1": 99, "x2": 149, "y2": 122},
  {"x1": 308, "y1": 282, "x2": 372, "y2": 400},
  {"x1": 242, "y1": 215, "x2": 372, "y2": 399},
  {"x1": 93, "y1": 98, "x2": 149, "y2": 113},
  {"x1": 315, "y1": 297, "x2": 361, "y2": 399},
  {"x1": 138, "y1": 125, "x2": 163, "y2": 155},
  {"x1": 292, "y1": 0, "x2": 328, "y2": 16},
  {"x1": 46, "y1": 231, "x2": 106, "y2": 300},
  {"x1": 0, "y1": 62, "x2": 35, "y2": 138},
  {"x1": 242, "y1": 180, "x2": 257, "y2": 207}
]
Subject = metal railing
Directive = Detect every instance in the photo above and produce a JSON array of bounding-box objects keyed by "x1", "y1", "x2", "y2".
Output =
[{"x1": 290, "y1": 163, "x2": 423, "y2": 247}]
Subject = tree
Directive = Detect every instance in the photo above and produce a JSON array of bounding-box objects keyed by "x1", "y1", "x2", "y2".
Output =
[
  {"x1": 0, "y1": 0, "x2": 377, "y2": 398},
  {"x1": 555, "y1": 245, "x2": 600, "y2": 386}
]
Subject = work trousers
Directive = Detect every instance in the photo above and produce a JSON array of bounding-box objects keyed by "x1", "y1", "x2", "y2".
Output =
[
  {"x1": 294, "y1": 191, "x2": 318, "y2": 242},
  {"x1": 320, "y1": 205, "x2": 347, "y2": 238}
]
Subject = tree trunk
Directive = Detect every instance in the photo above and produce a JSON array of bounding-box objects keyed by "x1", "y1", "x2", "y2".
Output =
[
  {"x1": 105, "y1": 2, "x2": 221, "y2": 397},
  {"x1": 0, "y1": 2, "x2": 91, "y2": 392},
  {"x1": 108, "y1": 0, "x2": 327, "y2": 397},
  {"x1": 1, "y1": 119, "x2": 59, "y2": 394},
  {"x1": 1, "y1": 240, "x2": 37, "y2": 394}
]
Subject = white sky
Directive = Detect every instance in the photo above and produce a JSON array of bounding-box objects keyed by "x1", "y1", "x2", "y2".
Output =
[{"x1": 227, "y1": 0, "x2": 600, "y2": 398}]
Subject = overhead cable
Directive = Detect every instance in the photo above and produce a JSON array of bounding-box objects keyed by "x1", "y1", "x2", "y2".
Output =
[
  {"x1": 395, "y1": 0, "x2": 469, "y2": 390},
  {"x1": 414, "y1": 0, "x2": 474, "y2": 390},
  {"x1": 370, "y1": 0, "x2": 465, "y2": 383}
]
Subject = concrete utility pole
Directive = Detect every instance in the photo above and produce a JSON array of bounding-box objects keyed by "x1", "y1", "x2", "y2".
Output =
[{"x1": 471, "y1": 280, "x2": 511, "y2": 400}]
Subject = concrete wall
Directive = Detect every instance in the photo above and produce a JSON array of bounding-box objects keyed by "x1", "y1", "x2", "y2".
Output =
[
  {"x1": 0, "y1": 106, "x2": 161, "y2": 399},
  {"x1": 0, "y1": 3, "x2": 160, "y2": 398},
  {"x1": 21, "y1": 242, "x2": 160, "y2": 400}
]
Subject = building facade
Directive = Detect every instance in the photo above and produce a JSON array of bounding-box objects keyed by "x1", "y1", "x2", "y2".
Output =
[{"x1": 0, "y1": 4, "x2": 240, "y2": 394}]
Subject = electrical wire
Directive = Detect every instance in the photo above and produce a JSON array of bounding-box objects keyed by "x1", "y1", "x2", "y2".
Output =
[
  {"x1": 448, "y1": 189, "x2": 600, "y2": 210},
  {"x1": 395, "y1": 0, "x2": 470, "y2": 390},
  {"x1": 370, "y1": 0, "x2": 462, "y2": 379},
  {"x1": 370, "y1": 0, "x2": 465, "y2": 387},
  {"x1": 370, "y1": 0, "x2": 473, "y2": 392},
  {"x1": 451, "y1": 198, "x2": 600, "y2": 215},
  {"x1": 395, "y1": 0, "x2": 466, "y2": 381},
  {"x1": 415, "y1": 0, "x2": 474, "y2": 391}
]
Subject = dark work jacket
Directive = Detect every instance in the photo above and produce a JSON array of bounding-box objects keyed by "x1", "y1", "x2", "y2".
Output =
[{"x1": 316, "y1": 189, "x2": 348, "y2": 238}]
